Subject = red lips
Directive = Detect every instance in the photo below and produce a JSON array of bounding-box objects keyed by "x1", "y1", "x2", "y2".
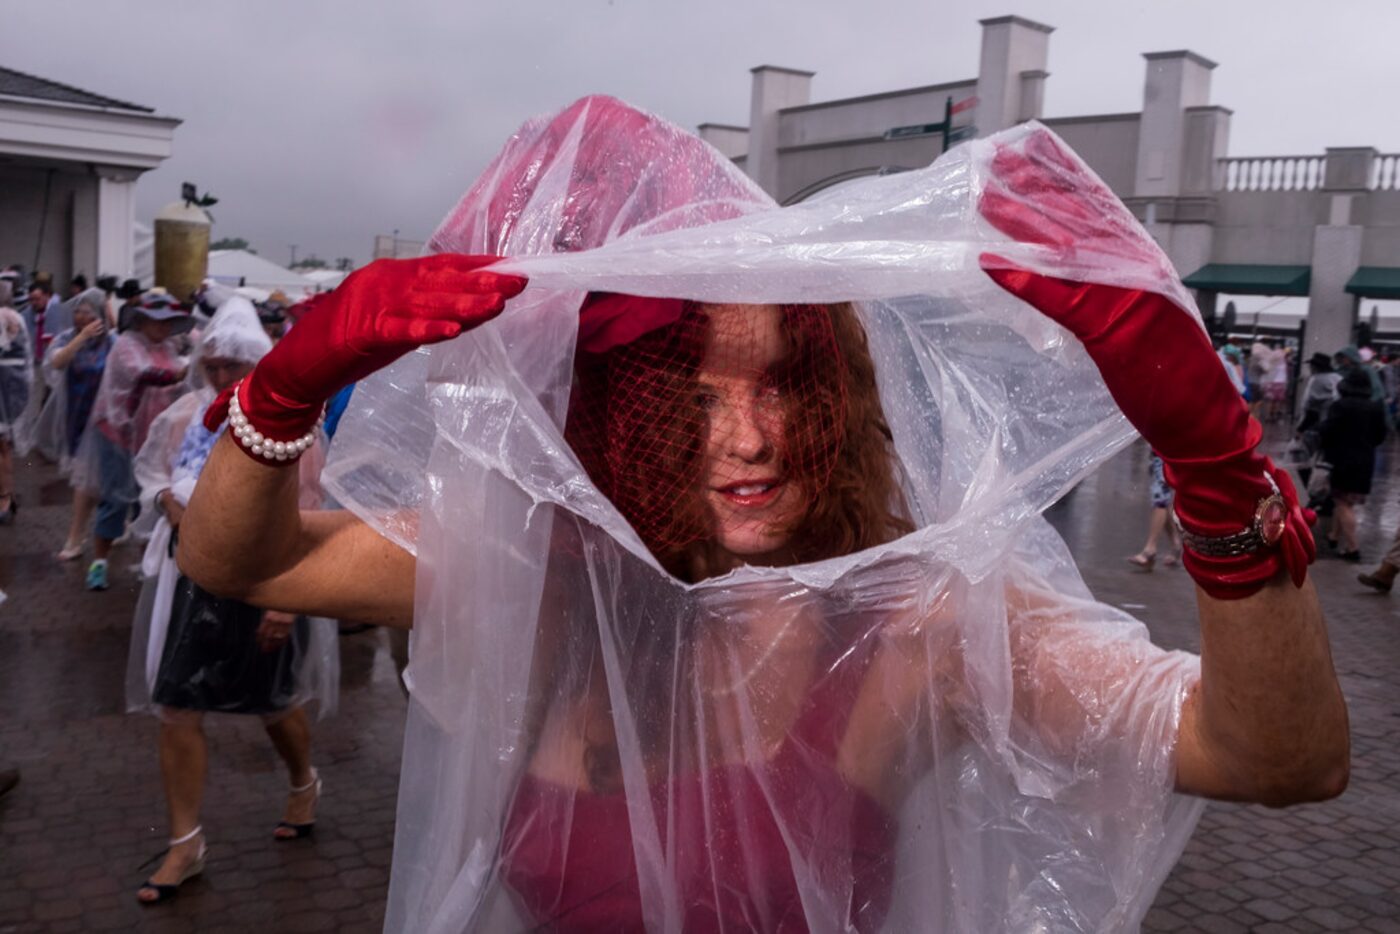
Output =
[{"x1": 714, "y1": 478, "x2": 784, "y2": 509}]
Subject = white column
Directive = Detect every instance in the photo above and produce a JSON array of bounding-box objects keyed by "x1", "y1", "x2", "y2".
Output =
[
  {"x1": 1134, "y1": 51, "x2": 1216, "y2": 200},
  {"x1": 976, "y1": 16, "x2": 1053, "y2": 135},
  {"x1": 746, "y1": 65, "x2": 813, "y2": 197},
  {"x1": 96, "y1": 167, "x2": 140, "y2": 279},
  {"x1": 1017, "y1": 70, "x2": 1049, "y2": 123},
  {"x1": 1305, "y1": 224, "x2": 1363, "y2": 360}
]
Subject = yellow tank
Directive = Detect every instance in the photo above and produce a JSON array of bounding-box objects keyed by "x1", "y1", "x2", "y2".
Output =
[{"x1": 153, "y1": 201, "x2": 211, "y2": 303}]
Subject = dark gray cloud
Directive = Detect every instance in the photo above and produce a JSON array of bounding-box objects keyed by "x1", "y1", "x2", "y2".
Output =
[{"x1": 9, "y1": 0, "x2": 1398, "y2": 264}]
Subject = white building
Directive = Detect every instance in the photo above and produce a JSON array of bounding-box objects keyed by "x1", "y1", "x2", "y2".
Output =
[
  {"x1": 0, "y1": 65, "x2": 178, "y2": 284},
  {"x1": 702, "y1": 15, "x2": 1400, "y2": 356}
]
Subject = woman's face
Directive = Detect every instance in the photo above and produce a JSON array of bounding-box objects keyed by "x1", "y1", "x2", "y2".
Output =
[
  {"x1": 201, "y1": 356, "x2": 253, "y2": 393},
  {"x1": 136, "y1": 316, "x2": 177, "y2": 343},
  {"x1": 695, "y1": 304, "x2": 808, "y2": 565},
  {"x1": 73, "y1": 304, "x2": 98, "y2": 331}
]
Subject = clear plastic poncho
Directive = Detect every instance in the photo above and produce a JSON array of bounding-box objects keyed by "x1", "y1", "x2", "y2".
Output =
[
  {"x1": 17, "y1": 291, "x2": 121, "y2": 485},
  {"x1": 324, "y1": 97, "x2": 1205, "y2": 933},
  {"x1": 0, "y1": 304, "x2": 31, "y2": 438},
  {"x1": 126, "y1": 296, "x2": 338, "y2": 719},
  {"x1": 89, "y1": 320, "x2": 187, "y2": 456}
]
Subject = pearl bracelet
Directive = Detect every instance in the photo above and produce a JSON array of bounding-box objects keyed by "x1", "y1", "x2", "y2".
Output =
[{"x1": 227, "y1": 384, "x2": 323, "y2": 463}]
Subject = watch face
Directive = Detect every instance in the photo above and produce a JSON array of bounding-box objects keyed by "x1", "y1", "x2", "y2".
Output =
[{"x1": 1258, "y1": 496, "x2": 1287, "y2": 545}]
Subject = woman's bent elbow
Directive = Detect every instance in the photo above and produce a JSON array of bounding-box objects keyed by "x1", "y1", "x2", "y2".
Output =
[
  {"x1": 1257, "y1": 748, "x2": 1350, "y2": 808},
  {"x1": 175, "y1": 534, "x2": 251, "y2": 600}
]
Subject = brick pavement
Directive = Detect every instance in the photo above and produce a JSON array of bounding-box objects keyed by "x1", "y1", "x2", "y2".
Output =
[
  {"x1": 1, "y1": 465, "x2": 407, "y2": 933},
  {"x1": 1052, "y1": 435, "x2": 1400, "y2": 934},
  {"x1": 1, "y1": 433, "x2": 1398, "y2": 933}
]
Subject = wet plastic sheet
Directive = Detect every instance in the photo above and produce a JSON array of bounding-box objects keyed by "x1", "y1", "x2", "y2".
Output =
[{"x1": 324, "y1": 98, "x2": 1204, "y2": 932}]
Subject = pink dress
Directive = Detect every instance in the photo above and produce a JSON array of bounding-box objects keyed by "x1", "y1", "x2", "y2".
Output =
[{"x1": 502, "y1": 649, "x2": 896, "y2": 932}]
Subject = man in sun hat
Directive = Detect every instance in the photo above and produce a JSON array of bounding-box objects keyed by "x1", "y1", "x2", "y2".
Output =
[
  {"x1": 258, "y1": 290, "x2": 292, "y2": 342},
  {"x1": 116, "y1": 278, "x2": 144, "y2": 332}
]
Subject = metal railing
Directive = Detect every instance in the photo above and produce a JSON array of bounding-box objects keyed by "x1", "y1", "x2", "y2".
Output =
[{"x1": 1217, "y1": 156, "x2": 1324, "y2": 191}]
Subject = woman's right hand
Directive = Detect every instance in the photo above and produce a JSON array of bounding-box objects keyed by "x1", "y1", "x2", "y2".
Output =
[
  {"x1": 205, "y1": 254, "x2": 526, "y2": 447},
  {"x1": 77, "y1": 320, "x2": 105, "y2": 343},
  {"x1": 159, "y1": 490, "x2": 185, "y2": 529}
]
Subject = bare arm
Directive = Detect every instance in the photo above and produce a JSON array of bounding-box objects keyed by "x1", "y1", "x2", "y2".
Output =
[
  {"x1": 1175, "y1": 573, "x2": 1348, "y2": 806},
  {"x1": 177, "y1": 432, "x2": 416, "y2": 628},
  {"x1": 49, "y1": 325, "x2": 98, "y2": 369},
  {"x1": 1010, "y1": 567, "x2": 1348, "y2": 807}
]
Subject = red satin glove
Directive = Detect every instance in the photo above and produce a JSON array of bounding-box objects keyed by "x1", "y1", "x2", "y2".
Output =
[
  {"x1": 978, "y1": 130, "x2": 1314, "y2": 600},
  {"x1": 137, "y1": 367, "x2": 184, "y2": 388},
  {"x1": 207, "y1": 254, "x2": 526, "y2": 460}
]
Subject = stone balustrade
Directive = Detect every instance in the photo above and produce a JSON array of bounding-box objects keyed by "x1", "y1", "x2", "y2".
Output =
[
  {"x1": 1372, "y1": 153, "x2": 1400, "y2": 191},
  {"x1": 1218, "y1": 151, "x2": 1400, "y2": 192},
  {"x1": 1217, "y1": 155, "x2": 1325, "y2": 191}
]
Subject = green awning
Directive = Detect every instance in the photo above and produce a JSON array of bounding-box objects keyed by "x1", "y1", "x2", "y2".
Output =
[
  {"x1": 1181, "y1": 264, "x2": 1312, "y2": 296},
  {"x1": 1345, "y1": 267, "x2": 1400, "y2": 299}
]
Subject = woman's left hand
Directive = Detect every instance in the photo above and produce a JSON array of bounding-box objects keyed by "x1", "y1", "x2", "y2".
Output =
[
  {"x1": 256, "y1": 610, "x2": 297, "y2": 653},
  {"x1": 977, "y1": 129, "x2": 1314, "y2": 599}
]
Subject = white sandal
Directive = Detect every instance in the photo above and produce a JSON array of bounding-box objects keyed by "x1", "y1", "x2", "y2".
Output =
[{"x1": 55, "y1": 540, "x2": 85, "y2": 561}]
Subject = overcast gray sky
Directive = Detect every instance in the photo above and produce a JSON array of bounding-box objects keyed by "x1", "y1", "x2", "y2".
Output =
[{"x1": 8, "y1": 0, "x2": 1398, "y2": 266}]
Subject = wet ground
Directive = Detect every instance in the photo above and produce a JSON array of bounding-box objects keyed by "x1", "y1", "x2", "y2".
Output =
[{"x1": 2, "y1": 430, "x2": 1398, "y2": 933}]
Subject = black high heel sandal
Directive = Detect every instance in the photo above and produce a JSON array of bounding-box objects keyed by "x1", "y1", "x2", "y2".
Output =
[
  {"x1": 137, "y1": 826, "x2": 207, "y2": 904},
  {"x1": 274, "y1": 769, "x2": 321, "y2": 840}
]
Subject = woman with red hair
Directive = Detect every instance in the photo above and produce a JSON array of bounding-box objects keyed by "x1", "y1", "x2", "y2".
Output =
[{"x1": 179, "y1": 98, "x2": 1346, "y2": 931}]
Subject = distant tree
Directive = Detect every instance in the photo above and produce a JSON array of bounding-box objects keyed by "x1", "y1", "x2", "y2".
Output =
[
  {"x1": 335, "y1": 257, "x2": 354, "y2": 272},
  {"x1": 290, "y1": 255, "x2": 329, "y2": 270},
  {"x1": 211, "y1": 236, "x2": 253, "y2": 253}
]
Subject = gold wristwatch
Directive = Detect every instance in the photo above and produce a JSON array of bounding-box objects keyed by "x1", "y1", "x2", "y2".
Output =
[{"x1": 1175, "y1": 472, "x2": 1288, "y2": 557}]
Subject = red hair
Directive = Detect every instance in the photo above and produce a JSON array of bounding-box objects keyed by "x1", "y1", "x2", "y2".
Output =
[{"x1": 566, "y1": 299, "x2": 911, "y2": 581}]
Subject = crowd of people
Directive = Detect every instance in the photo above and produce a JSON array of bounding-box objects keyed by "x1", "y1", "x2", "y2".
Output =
[
  {"x1": 1132, "y1": 335, "x2": 1397, "y2": 574},
  {"x1": 2, "y1": 270, "x2": 299, "y2": 583},
  {"x1": 0, "y1": 268, "x2": 329, "y2": 898},
  {"x1": 0, "y1": 99, "x2": 1389, "y2": 929}
]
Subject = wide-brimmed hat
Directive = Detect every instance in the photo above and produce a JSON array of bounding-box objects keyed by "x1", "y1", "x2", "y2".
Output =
[
  {"x1": 131, "y1": 288, "x2": 196, "y2": 333},
  {"x1": 258, "y1": 290, "x2": 291, "y2": 322},
  {"x1": 117, "y1": 278, "x2": 143, "y2": 300}
]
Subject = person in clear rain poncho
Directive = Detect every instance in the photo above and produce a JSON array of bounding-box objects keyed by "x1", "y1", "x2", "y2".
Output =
[
  {"x1": 0, "y1": 279, "x2": 31, "y2": 523},
  {"x1": 15, "y1": 287, "x2": 119, "y2": 557},
  {"x1": 180, "y1": 97, "x2": 1348, "y2": 933},
  {"x1": 128, "y1": 296, "x2": 338, "y2": 904},
  {"x1": 84, "y1": 289, "x2": 193, "y2": 590}
]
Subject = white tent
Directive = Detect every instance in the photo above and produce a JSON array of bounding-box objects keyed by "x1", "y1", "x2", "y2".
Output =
[
  {"x1": 302, "y1": 268, "x2": 349, "y2": 292},
  {"x1": 206, "y1": 249, "x2": 315, "y2": 298},
  {"x1": 1218, "y1": 294, "x2": 1400, "y2": 335}
]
